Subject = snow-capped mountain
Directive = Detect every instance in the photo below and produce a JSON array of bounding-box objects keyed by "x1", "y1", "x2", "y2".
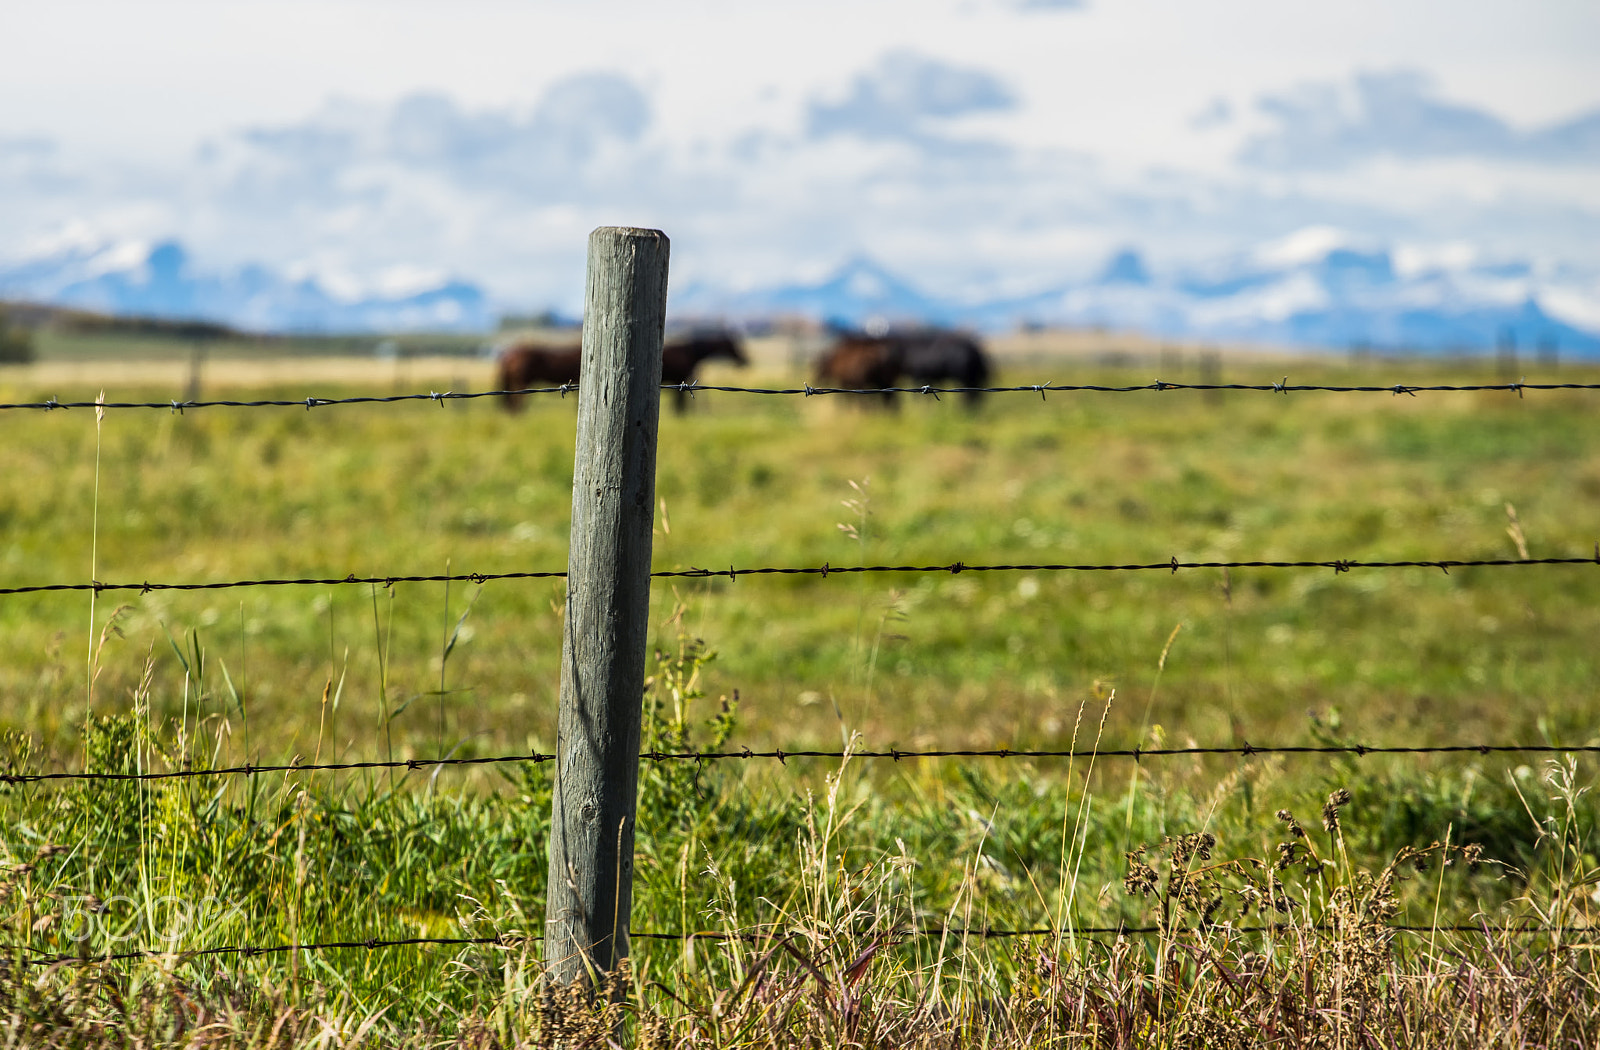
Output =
[
  {"x1": 680, "y1": 232, "x2": 1600, "y2": 355},
  {"x1": 4, "y1": 230, "x2": 1598, "y2": 354},
  {"x1": 677, "y1": 257, "x2": 945, "y2": 327},
  {"x1": 0, "y1": 238, "x2": 491, "y2": 333}
]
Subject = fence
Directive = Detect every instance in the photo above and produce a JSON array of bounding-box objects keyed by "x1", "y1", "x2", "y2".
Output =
[{"x1": 2, "y1": 227, "x2": 1598, "y2": 979}]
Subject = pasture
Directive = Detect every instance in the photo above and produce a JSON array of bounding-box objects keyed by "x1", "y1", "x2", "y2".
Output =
[{"x1": 0, "y1": 340, "x2": 1598, "y2": 1043}]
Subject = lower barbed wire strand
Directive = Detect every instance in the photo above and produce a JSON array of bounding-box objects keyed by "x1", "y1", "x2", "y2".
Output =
[
  {"x1": 8, "y1": 741, "x2": 1599, "y2": 784},
  {"x1": 27, "y1": 923, "x2": 1595, "y2": 966},
  {"x1": 2, "y1": 553, "x2": 1594, "y2": 598}
]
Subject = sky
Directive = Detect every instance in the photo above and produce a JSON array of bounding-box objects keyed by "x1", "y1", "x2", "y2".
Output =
[{"x1": 1, "y1": 0, "x2": 1597, "y2": 311}]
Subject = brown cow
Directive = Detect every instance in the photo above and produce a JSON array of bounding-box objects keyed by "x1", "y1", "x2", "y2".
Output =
[
  {"x1": 496, "y1": 330, "x2": 747, "y2": 413},
  {"x1": 659, "y1": 330, "x2": 748, "y2": 413},
  {"x1": 815, "y1": 329, "x2": 991, "y2": 410},
  {"x1": 495, "y1": 342, "x2": 581, "y2": 412},
  {"x1": 814, "y1": 336, "x2": 904, "y2": 408}
]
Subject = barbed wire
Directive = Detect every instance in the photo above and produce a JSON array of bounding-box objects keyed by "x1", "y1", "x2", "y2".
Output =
[
  {"x1": 8, "y1": 740, "x2": 1596, "y2": 785},
  {"x1": 25, "y1": 934, "x2": 511, "y2": 966},
  {"x1": 13, "y1": 371, "x2": 1595, "y2": 975},
  {"x1": 3, "y1": 551, "x2": 1594, "y2": 598},
  {"x1": 637, "y1": 743, "x2": 1600, "y2": 763},
  {"x1": 26, "y1": 922, "x2": 1595, "y2": 967},
  {"x1": 0, "y1": 751, "x2": 555, "y2": 784},
  {"x1": 0, "y1": 569, "x2": 564, "y2": 597},
  {"x1": 3, "y1": 378, "x2": 1600, "y2": 415},
  {"x1": 0, "y1": 389, "x2": 531, "y2": 413},
  {"x1": 686, "y1": 379, "x2": 1600, "y2": 399}
]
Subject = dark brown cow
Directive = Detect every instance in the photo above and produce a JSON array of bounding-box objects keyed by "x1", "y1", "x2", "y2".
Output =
[
  {"x1": 895, "y1": 330, "x2": 990, "y2": 408},
  {"x1": 496, "y1": 330, "x2": 747, "y2": 413},
  {"x1": 815, "y1": 329, "x2": 992, "y2": 410},
  {"x1": 814, "y1": 337, "x2": 903, "y2": 408},
  {"x1": 495, "y1": 342, "x2": 581, "y2": 412},
  {"x1": 659, "y1": 330, "x2": 748, "y2": 413}
]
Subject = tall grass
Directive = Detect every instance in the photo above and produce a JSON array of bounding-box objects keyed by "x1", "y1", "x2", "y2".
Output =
[{"x1": 0, "y1": 628, "x2": 1594, "y2": 1045}]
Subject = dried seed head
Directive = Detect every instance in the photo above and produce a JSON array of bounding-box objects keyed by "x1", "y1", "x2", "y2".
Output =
[
  {"x1": 1321, "y1": 790, "x2": 1351, "y2": 834},
  {"x1": 1123, "y1": 847, "x2": 1159, "y2": 897}
]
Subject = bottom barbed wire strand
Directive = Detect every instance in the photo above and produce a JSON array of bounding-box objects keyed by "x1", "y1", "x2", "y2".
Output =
[{"x1": 28, "y1": 923, "x2": 1594, "y2": 966}]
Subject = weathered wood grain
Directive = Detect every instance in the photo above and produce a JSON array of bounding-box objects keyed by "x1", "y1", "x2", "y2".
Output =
[{"x1": 543, "y1": 227, "x2": 669, "y2": 986}]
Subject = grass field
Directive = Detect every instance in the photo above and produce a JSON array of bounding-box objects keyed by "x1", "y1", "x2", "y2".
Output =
[{"x1": 0, "y1": 342, "x2": 1597, "y2": 1044}]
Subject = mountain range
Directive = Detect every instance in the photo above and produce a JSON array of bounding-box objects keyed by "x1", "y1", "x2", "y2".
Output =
[
  {"x1": 678, "y1": 239, "x2": 1600, "y2": 356},
  {"x1": 2, "y1": 232, "x2": 1597, "y2": 355},
  {"x1": 0, "y1": 240, "x2": 491, "y2": 334}
]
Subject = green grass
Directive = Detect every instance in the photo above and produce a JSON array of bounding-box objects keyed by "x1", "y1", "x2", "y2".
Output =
[
  {"x1": 0, "y1": 350, "x2": 1597, "y2": 1042},
  {"x1": 1, "y1": 355, "x2": 1596, "y2": 766},
  {"x1": 2, "y1": 653, "x2": 1597, "y2": 1043}
]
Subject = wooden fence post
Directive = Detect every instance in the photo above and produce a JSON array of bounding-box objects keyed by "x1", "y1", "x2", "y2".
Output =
[{"x1": 543, "y1": 227, "x2": 669, "y2": 988}]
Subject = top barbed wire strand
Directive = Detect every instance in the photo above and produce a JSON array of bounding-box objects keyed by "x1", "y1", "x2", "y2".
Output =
[{"x1": 3, "y1": 378, "x2": 1600, "y2": 413}]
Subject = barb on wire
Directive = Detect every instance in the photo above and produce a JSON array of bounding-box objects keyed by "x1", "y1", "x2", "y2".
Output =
[
  {"x1": 27, "y1": 922, "x2": 1594, "y2": 967},
  {"x1": 10, "y1": 740, "x2": 1598, "y2": 786},
  {"x1": 4, "y1": 552, "x2": 1593, "y2": 598},
  {"x1": 5, "y1": 379, "x2": 1600, "y2": 414}
]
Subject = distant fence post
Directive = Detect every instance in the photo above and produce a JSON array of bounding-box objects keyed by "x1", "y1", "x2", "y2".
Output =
[
  {"x1": 543, "y1": 227, "x2": 669, "y2": 989},
  {"x1": 1199, "y1": 349, "x2": 1223, "y2": 406},
  {"x1": 1496, "y1": 329, "x2": 1518, "y2": 381},
  {"x1": 185, "y1": 338, "x2": 207, "y2": 403}
]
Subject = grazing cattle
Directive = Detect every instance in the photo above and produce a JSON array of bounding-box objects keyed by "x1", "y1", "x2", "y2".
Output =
[
  {"x1": 496, "y1": 342, "x2": 581, "y2": 412},
  {"x1": 814, "y1": 337, "x2": 904, "y2": 408},
  {"x1": 815, "y1": 328, "x2": 992, "y2": 409},
  {"x1": 496, "y1": 329, "x2": 747, "y2": 414},
  {"x1": 896, "y1": 330, "x2": 991, "y2": 408},
  {"x1": 660, "y1": 330, "x2": 748, "y2": 413}
]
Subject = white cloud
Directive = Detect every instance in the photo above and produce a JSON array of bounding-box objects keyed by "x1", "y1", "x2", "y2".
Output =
[
  {"x1": 1540, "y1": 282, "x2": 1600, "y2": 330},
  {"x1": 806, "y1": 51, "x2": 1017, "y2": 144},
  {"x1": 1241, "y1": 68, "x2": 1600, "y2": 170},
  {"x1": 2, "y1": 11, "x2": 1600, "y2": 321}
]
